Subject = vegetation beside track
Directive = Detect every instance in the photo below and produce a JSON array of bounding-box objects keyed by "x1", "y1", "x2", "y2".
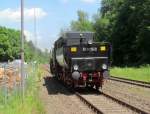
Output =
[
  {"x1": 110, "y1": 65, "x2": 150, "y2": 82},
  {"x1": 0, "y1": 26, "x2": 49, "y2": 63},
  {"x1": 0, "y1": 65, "x2": 45, "y2": 114}
]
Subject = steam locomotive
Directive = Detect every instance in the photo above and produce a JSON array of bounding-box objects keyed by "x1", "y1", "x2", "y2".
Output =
[{"x1": 50, "y1": 32, "x2": 111, "y2": 89}]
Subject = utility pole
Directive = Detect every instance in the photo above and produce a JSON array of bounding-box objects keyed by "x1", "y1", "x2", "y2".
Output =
[
  {"x1": 34, "y1": 8, "x2": 37, "y2": 59},
  {"x1": 21, "y1": 0, "x2": 24, "y2": 101}
]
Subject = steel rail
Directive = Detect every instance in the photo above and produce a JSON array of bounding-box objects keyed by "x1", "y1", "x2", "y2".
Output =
[
  {"x1": 101, "y1": 92, "x2": 149, "y2": 114},
  {"x1": 75, "y1": 91, "x2": 149, "y2": 114},
  {"x1": 109, "y1": 76, "x2": 150, "y2": 88},
  {"x1": 75, "y1": 92, "x2": 104, "y2": 114},
  {"x1": 111, "y1": 76, "x2": 150, "y2": 84},
  {"x1": 53, "y1": 77, "x2": 104, "y2": 114}
]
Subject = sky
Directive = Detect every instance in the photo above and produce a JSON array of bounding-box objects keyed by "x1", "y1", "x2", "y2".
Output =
[{"x1": 0, "y1": 0, "x2": 101, "y2": 51}]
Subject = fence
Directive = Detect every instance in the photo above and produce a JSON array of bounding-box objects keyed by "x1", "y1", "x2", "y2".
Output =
[{"x1": 0, "y1": 62, "x2": 29, "y2": 105}]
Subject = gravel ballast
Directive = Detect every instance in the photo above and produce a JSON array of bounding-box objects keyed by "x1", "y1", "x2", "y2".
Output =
[{"x1": 39, "y1": 76, "x2": 94, "y2": 114}]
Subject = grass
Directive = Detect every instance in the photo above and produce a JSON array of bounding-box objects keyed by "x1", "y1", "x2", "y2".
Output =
[
  {"x1": 0, "y1": 64, "x2": 45, "y2": 114},
  {"x1": 110, "y1": 65, "x2": 150, "y2": 82}
]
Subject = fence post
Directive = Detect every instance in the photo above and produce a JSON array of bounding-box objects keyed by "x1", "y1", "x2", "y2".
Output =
[{"x1": 3, "y1": 64, "x2": 7, "y2": 105}]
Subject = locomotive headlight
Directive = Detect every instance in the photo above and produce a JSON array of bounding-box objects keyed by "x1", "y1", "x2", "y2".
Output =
[
  {"x1": 71, "y1": 47, "x2": 77, "y2": 52},
  {"x1": 102, "y1": 64, "x2": 107, "y2": 70},
  {"x1": 73, "y1": 65, "x2": 78, "y2": 71},
  {"x1": 100, "y1": 46, "x2": 106, "y2": 51}
]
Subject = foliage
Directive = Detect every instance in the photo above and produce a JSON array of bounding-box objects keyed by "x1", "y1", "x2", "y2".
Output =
[
  {"x1": 112, "y1": 0, "x2": 150, "y2": 66},
  {"x1": 0, "y1": 26, "x2": 49, "y2": 63},
  {"x1": 93, "y1": 0, "x2": 125, "y2": 41},
  {"x1": 93, "y1": 0, "x2": 150, "y2": 66},
  {"x1": 70, "y1": 10, "x2": 93, "y2": 31},
  {"x1": 111, "y1": 65, "x2": 150, "y2": 82},
  {"x1": 0, "y1": 27, "x2": 20, "y2": 61}
]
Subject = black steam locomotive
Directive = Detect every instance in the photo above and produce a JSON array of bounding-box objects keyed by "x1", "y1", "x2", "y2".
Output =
[{"x1": 50, "y1": 32, "x2": 111, "y2": 89}]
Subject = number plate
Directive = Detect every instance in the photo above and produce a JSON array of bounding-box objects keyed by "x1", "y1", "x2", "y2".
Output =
[{"x1": 83, "y1": 47, "x2": 97, "y2": 52}]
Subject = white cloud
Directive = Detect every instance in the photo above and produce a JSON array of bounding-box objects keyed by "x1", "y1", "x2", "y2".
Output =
[
  {"x1": 0, "y1": 8, "x2": 47, "y2": 22},
  {"x1": 24, "y1": 8, "x2": 47, "y2": 20}
]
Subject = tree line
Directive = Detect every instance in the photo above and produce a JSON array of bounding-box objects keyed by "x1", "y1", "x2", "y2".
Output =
[
  {"x1": 69, "y1": 0, "x2": 150, "y2": 66},
  {"x1": 0, "y1": 26, "x2": 49, "y2": 63}
]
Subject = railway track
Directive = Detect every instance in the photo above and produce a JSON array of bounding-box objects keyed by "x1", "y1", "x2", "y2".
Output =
[
  {"x1": 75, "y1": 90, "x2": 149, "y2": 114},
  {"x1": 48, "y1": 66, "x2": 149, "y2": 114},
  {"x1": 56, "y1": 78, "x2": 138, "y2": 114},
  {"x1": 53, "y1": 76, "x2": 149, "y2": 114},
  {"x1": 109, "y1": 76, "x2": 150, "y2": 88}
]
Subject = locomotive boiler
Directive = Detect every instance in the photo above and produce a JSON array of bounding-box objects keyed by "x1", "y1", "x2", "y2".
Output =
[{"x1": 50, "y1": 32, "x2": 111, "y2": 89}]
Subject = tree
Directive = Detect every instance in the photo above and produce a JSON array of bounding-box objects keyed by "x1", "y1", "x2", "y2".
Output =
[
  {"x1": 0, "y1": 26, "x2": 49, "y2": 63},
  {"x1": 93, "y1": 0, "x2": 150, "y2": 66},
  {"x1": 0, "y1": 26, "x2": 20, "y2": 61},
  {"x1": 71, "y1": 10, "x2": 93, "y2": 31},
  {"x1": 112, "y1": 0, "x2": 150, "y2": 65},
  {"x1": 93, "y1": 0, "x2": 125, "y2": 41}
]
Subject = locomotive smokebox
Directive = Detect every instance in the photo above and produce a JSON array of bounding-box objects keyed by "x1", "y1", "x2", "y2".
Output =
[{"x1": 72, "y1": 71, "x2": 80, "y2": 80}]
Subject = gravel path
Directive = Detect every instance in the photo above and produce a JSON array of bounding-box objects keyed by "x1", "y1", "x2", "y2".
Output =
[
  {"x1": 39, "y1": 76, "x2": 94, "y2": 114},
  {"x1": 103, "y1": 80, "x2": 150, "y2": 113}
]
